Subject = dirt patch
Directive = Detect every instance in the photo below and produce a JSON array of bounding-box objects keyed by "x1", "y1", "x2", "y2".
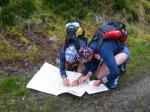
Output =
[
  {"x1": 101, "y1": 77, "x2": 150, "y2": 112},
  {"x1": 54, "y1": 77, "x2": 150, "y2": 112}
]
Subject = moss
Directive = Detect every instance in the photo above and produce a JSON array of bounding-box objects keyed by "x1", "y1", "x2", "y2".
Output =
[{"x1": 140, "y1": 101, "x2": 145, "y2": 109}]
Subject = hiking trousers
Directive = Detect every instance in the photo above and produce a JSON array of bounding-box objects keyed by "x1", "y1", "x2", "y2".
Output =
[
  {"x1": 89, "y1": 39, "x2": 120, "y2": 83},
  {"x1": 99, "y1": 40, "x2": 120, "y2": 82}
]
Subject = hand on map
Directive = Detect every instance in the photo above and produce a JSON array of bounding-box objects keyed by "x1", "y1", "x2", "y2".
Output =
[
  {"x1": 78, "y1": 75, "x2": 89, "y2": 84},
  {"x1": 63, "y1": 78, "x2": 69, "y2": 86},
  {"x1": 93, "y1": 80, "x2": 101, "y2": 86},
  {"x1": 71, "y1": 79, "x2": 79, "y2": 86}
]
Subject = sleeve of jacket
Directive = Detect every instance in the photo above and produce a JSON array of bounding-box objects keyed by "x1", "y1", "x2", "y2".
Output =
[
  {"x1": 82, "y1": 61, "x2": 91, "y2": 76},
  {"x1": 59, "y1": 47, "x2": 67, "y2": 78},
  {"x1": 82, "y1": 59, "x2": 100, "y2": 76},
  {"x1": 89, "y1": 58, "x2": 100, "y2": 73}
]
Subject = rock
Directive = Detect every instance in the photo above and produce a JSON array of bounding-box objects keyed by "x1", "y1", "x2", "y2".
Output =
[
  {"x1": 21, "y1": 96, "x2": 25, "y2": 101},
  {"x1": 48, "y1": 36, "x2": 59, "y2": 43},
  {"x1": 27, "y1": 45, "x2": 33, "y2": 50},
  {"x1": 16, "y1": 43, "x2": 23, "y2": 47},
  {"x1": 55, "y1": 55, "x2": 60, "y2": 64}
]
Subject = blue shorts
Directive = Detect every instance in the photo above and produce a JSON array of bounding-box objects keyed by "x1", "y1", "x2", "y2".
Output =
[{"x1": 121, "y1": 46, "x2": 130, "y2": 60}]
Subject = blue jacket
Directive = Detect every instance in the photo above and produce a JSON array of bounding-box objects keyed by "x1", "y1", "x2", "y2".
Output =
[
  {"x1": 84, "y1": 38, "x2": 126, "y2": 83},
  {"x1": 59, "y1": 37, "x2": 88, "y2": 78},
  {"x1": 82, "y1": 58, "x2": 100, "y2": 76}
]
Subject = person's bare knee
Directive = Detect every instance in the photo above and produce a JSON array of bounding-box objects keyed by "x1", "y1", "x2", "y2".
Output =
[
  {"x1": 115, "y1": 53, "x2": 128, "y2": 65},
  {"x1": 95, "y1": 63, "x2": 109, "y2": 79}
]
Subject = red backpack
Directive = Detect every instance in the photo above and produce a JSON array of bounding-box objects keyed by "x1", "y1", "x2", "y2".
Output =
[{"x1": 94, "y1": 21, "x2": 127, "y2": 51}]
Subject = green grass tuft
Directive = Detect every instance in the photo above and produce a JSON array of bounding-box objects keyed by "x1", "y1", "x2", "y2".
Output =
[
  {"x1": 115, "y1": 0, "x2": 129, "y2": 10},
  {"x1": 17, "y1": 0, "x2": 36, "y2": 18},
  {"x1": 1, "y1": 5, "x2": 16, "y2": 26},
  {"x1": 0, "y1": 75, "x2": 29, "y2": 96}
]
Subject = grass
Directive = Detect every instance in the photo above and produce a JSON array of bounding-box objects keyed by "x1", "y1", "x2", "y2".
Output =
[
  {"x1": 10, "y1": 27, "x2": 31, "y2": 46},
  {"x1": 0, "y1": 75, "x2": 29, "y2": 96},
  {"x1": 118, "y1": 34, "x2": 150, "y2": 89},
  {"x1": 0, "y1": 42, "x2": 22, "y2": 64},
  {"x1": 0, "y1": 36, "x2": 39, "y2": 64},
  {"x1": 1, "y1": 36, "x2": 149, "y2": 111},
  {"x1": 0, "y1": 0, "x2": 150, "y2": 111},
  {"x1": 0, "y1": 30, "x2": 149, "y2": 112}
]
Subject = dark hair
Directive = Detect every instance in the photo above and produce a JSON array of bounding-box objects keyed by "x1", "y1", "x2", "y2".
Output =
[{"x1": 64, "y1": 37, "x2": 80, "y2": 51}]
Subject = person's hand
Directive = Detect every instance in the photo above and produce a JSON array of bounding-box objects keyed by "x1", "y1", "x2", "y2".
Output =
[
  {"x1": 79, "y1": 75, "x2": 89, "y2": 84},
  {"x1": 63, "y1": 78, "x2": 69, "y2": 86},
  {"x1": 71, "y1": 79, "x2": 79, "y2": 86},
  {"x1": 93, "y1": 80, "x2": 101, "y2": 86},
  {"x1": 94, "y1": 54, "x2": 100, "y2": 60}
]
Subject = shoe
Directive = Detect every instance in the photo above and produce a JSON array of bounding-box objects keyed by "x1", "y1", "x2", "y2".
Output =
[
  {"x1": 106, "y1": 77, "x2": 119, "y2": 89},
  {"x1": 118, "y1": 62, "x2": 126, "y2": 75}
]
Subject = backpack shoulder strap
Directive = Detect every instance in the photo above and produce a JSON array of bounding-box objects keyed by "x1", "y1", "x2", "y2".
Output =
[{"x1": 94, "y1": 24, "x2": 116, "y2": 51}]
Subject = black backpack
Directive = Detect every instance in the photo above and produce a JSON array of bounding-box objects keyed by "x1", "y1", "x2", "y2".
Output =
[
  {"x1": 64, "y1": 23, "x2": 80, "y2": 51},
  {"x1": 94, "y1": 21, "x2": 127, "y2": 52},
  {"x1": 66, "y1": 25, "x2": 78, "y2": 39}
]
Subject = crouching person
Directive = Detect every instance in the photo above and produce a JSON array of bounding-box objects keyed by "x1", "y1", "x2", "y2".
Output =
[
  {"x1": 76, "y1": 21, "x2": 130, "y2": 89},
  {"x1": 59, "y1": 21, "x2": 88, "y2": 86},
  {"x1": 76, "y1": 45, "x2": 130, "y2": 89}
]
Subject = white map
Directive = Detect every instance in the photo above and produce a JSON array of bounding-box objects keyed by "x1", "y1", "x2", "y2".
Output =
[{"x1": 26, "y1": 62, "x2": 109, "y2": 97}]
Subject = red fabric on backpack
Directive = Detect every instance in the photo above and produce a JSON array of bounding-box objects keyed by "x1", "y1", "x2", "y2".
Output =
[
  {"x1": 120, "y1": 36, "x2": 127, "y2": 42},
  {"x1": 94, "y1": 21, "x2": 128, "y2": 47},
  {"x1": 104, "y1": 30, "x2": 122, "y2": 39}
]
